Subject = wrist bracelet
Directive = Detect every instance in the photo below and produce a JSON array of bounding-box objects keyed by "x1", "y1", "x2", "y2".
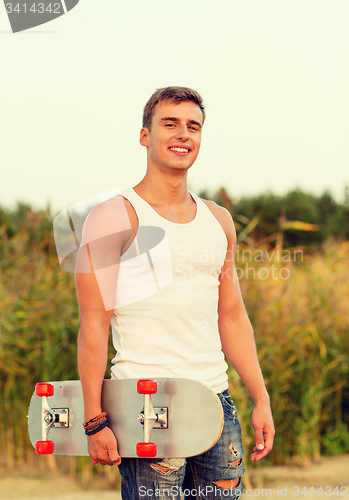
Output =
[
  {"x1": 83, "y1": 412, "x2": 106, "y2": 429},
  {"x1": 84, "y1": 417, "x2": 109, "y2": 436}
]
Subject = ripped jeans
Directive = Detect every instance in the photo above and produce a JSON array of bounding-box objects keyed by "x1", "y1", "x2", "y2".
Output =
[{"x1": 118, "y1": 390, "x2": 245, "y2": 499}]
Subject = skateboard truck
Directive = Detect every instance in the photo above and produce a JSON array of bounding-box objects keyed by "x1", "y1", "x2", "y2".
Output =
[
  {"x1": 136, "y1": 379, "x2": 167, "y2": 458},
  {"x1": 34, "y1": 383, "x2": 70, "y2": 454},
  {"x1": 138, "y1": 407, "x2": 168, "y2": 429}
]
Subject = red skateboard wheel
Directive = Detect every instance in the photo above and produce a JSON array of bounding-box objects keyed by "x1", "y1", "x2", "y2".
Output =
[
  {"x1": 137, "y1": 379, "x2": 157, "y2": 394},
  {"x1": 35, "y1": 383, "x2": 54, "y2": 397},
  {"x1": 35, "y1": 440, "x2": 54, "y2": 454},
  {"x1": 136, "y1": 442, "x2": 157, "y2": 457}
]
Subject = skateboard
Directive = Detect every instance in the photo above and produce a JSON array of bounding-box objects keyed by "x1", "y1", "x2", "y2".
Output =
[{"x1": 28, "y1": 378, "x2": 224, "y2": 458}]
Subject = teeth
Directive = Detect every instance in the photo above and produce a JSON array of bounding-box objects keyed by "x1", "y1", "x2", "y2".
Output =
[{"x1": 170, "y1": 147, "x2": 189, "y2": 153}]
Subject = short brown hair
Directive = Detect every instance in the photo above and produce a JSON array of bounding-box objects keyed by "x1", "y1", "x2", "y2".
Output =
[{"x1": 142, "y1": 86, "x2": 205, "y2": 131}]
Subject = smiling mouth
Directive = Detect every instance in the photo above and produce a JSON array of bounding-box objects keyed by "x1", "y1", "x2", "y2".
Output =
[{"x1": 169, "y1": 147, "x2": 190, "y2": 153}]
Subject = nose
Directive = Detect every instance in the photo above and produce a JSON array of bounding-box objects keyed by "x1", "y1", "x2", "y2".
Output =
[{"x1": 175, "y1": 124, "x2": 190, "y2": 141}]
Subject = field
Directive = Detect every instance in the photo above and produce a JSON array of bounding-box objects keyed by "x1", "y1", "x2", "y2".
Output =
[
  {"x1": 0, "y1": 206, "x2": 349, "y2": 488},
  {"x1": 0, "y1": 455, "x2": 348, "y2": 500}
]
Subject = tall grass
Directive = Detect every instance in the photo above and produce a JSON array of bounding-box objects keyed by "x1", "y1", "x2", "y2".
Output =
[
  {"x1": 0, "y1": 224, "x2": 78, "y2": 468},
  {"x1": 0, "y1": 210, "x2": 348, "y2": 478},
  {"x1": 0, "y1": 218, "x2": 119, "y2": 483},
  {"x1": 230, "y1": 241, "x2": 349, "y2": 465}
]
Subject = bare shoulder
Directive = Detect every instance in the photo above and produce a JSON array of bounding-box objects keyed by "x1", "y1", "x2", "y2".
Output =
[
  {"x1": 82, "y1": 195, "x2": 137, "y2": 244},
  {"x1": 201, "y1": 198, "x2": 236, "y2": 244}
]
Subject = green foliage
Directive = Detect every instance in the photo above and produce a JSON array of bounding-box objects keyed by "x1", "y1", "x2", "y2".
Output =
[
  {"x1": 233, "y1": 192, "x2": 283, "y2": 239},
  {"x1": 0, "y1": 200, "x2": 348, "y2": 476},
  {"x1": 0, "y1": 221, "x2": 79, "y2": 466},
  {"x1": 202, "y1": 187, "x2": 349, "y2": 247},
  {"x1": 321, "y1": 422, "x2": 349, "y2": 456},
  {"x1": 230, "y1": 241, "x2": 349, "y2": 465},
  {"x1": 0, "y1": 202, "x2": 116, "y2": 479},
  {"x1": 284, "y1": 189, "x2": 321, "y2": 224},
  {"x1": 282, "y1": 190, "x2": 321, "y2": 246}
]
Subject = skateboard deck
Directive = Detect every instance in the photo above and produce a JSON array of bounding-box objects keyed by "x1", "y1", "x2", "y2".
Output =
[{"x1": 28, "y1": 378, "x2": 224, "y2": 458}]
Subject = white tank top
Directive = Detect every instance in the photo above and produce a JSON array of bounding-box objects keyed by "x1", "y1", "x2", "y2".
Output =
[{"x1": 110, "y1": 188, "x2": 229, "y2": 393}]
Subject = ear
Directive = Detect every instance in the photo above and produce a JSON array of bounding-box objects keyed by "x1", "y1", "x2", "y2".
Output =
[{"x1": 139, "y1": 127, "x2": 149, "y2": 148}]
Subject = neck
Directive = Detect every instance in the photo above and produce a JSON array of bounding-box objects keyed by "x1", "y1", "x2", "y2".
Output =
[{"x1": 134, "y1": 169, "x2": 191, "y2": 206}]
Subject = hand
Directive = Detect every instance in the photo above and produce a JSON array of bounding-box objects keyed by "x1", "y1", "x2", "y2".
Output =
[
  {"x1": 250, "y1": 399, "x2": 275, "y2": 462},
  {"x1": 87, "y1": 426, "x2": 121, "y2": 466}
]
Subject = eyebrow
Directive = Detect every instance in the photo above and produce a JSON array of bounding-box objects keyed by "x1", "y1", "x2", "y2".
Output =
[{"x1": 160, "y1": 117, "x2": 202, "y2": 129}]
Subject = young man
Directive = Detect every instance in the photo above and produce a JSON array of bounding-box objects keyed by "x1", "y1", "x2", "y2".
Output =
[{"x1": 76, "y1": 87, "x2": 275, "y2": 499}]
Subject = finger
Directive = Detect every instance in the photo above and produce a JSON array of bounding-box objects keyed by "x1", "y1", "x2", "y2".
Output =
[
  {"x1": 251, "y1": 449, "x2": 269, "y2": 461},
  {"x1": 250, "y1": 437, "x2": 273, "y2": 461},
  {"x1": 254, "y1": 428, "x2": 265, "y2": 452},
  {"x1": 109, "y1": 451, "x2": 121, "y2": 466},
  {"x1": 98, "y1": 456, "x2": 114, "y2": 466},
  {"x1": 250, "y1": 448, "x2": 266, "y2": 461},
  {"x1": 98, "y1": 454, "x2": 115, "y2": 466},
  {"x1": 264, "y1": 429, "x2": 275, "y2": 451},
  {"x1": 99, "y1": 448, "x2": 120, "y2": 467},
  {"x1": 105, "y1": 439, "x2": 121, "y2": 465}
]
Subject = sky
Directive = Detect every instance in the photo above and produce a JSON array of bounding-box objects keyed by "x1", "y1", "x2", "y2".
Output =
[{"x1": 1, "y1": 0, "x2": 348, "y2": 214}]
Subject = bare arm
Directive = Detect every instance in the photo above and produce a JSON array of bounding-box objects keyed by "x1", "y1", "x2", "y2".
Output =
[
  {"x1": 75, "y1": 197, "x2": 134, "y2": 466},
  {"x1": 218, "y1": 271, "x2": 275, "y2": 461},
  {"x1": 206, "y1": 202, "x2": 275, "y2": 461},
  {"x1": 76, "y1": 269, "x2": 120, "y2": 465}
]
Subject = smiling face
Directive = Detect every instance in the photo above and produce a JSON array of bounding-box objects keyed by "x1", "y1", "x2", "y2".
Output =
[{"x1": 139, "y1": 100, "x2": 203, "y2": 174}]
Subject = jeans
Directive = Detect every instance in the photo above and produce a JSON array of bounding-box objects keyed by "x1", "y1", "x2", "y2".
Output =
[{"x1": 118, "y1": 390, "x2": 245, "y2": 499}]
